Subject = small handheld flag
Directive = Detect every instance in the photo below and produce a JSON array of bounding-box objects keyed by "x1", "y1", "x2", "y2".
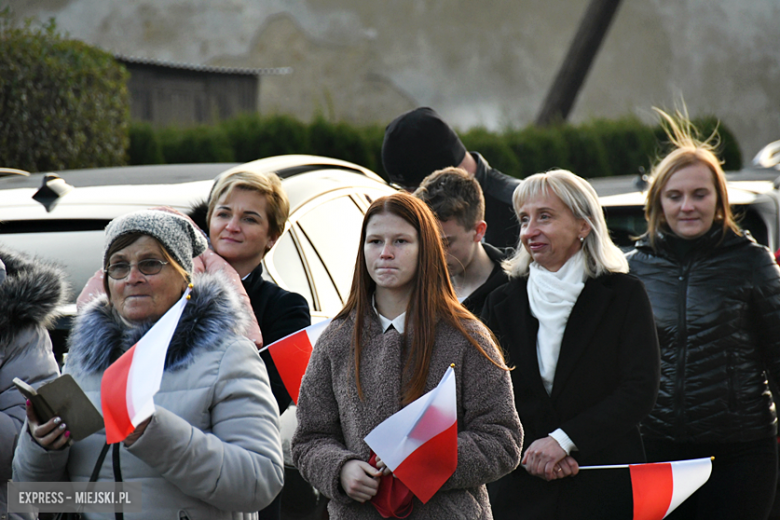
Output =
[
  {"x1": 260, "y1": 319, "x2": 331, "y2": 405},
  {"x1": 101, "y1": 287, "x2": 191, "y2": 444},
  {"x1": 364, "y1": 365, "x2": 458, "y2": 504},
  {"x1": 580, "y1": 457, "x2": 713, "y2": 520}
]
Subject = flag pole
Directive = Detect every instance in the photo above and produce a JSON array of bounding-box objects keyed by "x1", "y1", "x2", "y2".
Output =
[{"x1": 579, "y1": 456, "x2": 714, "y2": 470}]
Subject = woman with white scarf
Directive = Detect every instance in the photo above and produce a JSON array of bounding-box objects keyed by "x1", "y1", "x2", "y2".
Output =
[{"x1": 482, "y1": 170, "x2": 660, "y2": 520}]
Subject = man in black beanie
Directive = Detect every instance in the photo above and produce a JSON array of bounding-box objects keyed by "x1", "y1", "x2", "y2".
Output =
[{"x1": 382, "y1": 107, "x2": 521, "y2": 249}]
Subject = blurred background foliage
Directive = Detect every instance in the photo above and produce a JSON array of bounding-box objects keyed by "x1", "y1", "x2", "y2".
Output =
[
  {"x1": 0, "y1": 8, "x2": 129, "y2": 172},
  {"x1": 128, "y1": 113, "x2": 743, "y2": 180},
  {"x1": 0, "y1": 7, "x2": 742, "y2": 178}
]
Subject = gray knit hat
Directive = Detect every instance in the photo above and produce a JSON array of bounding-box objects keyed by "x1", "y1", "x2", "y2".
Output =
[{"x1": 103, "y1": 209, "x2": 208, "y2": 274}]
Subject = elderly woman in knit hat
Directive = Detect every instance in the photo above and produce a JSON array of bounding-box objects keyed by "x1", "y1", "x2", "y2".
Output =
[{"x1": 13, "y1": 209, "x2": 284, "y2": 520}]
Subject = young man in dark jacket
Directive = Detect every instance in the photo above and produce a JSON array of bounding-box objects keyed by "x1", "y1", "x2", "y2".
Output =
[{"x1": 413, "y1": 167, "x2": 509, "y2": 316}]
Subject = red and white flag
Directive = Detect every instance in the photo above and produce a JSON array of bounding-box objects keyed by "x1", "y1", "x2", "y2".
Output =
[
  {"x1": 101, "y1": 288, "x2": 191, "y2": 444},
  {"x1": 581, "y1": 457, "x2": 713, "y2": 520},
  {"x1": 364, "y1": 366, "x2": 458, "y2": 504},
  {"x1": 630, "y1": 457, "x2": 712, "y2": 520},
  {"x1": 260, "y1": 319, "x2": 331, "y2": 405}
]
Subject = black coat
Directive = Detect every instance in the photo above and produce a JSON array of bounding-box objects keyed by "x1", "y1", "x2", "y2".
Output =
[
  {"x1": 243, "y1": 263, "x2": 311, "y2": 412},
  {"x1": 482, "y1": 272, "x2": 660, "y2": 519},
  {"x1": 627, "y1": 228, "x2": 780, "y2": 443},
  {"x1": 472, "y1": 152, "x2": 521, "y2": 250},
  {"x1": 461, "y1": 242, "x2": 509, "y2": 317}
]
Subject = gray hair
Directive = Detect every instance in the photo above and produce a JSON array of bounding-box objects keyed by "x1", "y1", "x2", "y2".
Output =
[{"x1": 503, "y1": 169, "x2": 628, "y2": 278}]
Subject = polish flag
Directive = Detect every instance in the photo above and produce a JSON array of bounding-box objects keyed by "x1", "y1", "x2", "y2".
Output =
[
  {"x1": 260, "y1": 319, "x2": 331, "y2": 405},
  {"x1": 101, "y1": 288, "x2": 191, "y2": 444},
  {"x1": 581, "y1": 457, "x2": 713, "y2": 520},
  {"x1": 630, "y1": 457, "x2": 712, "y2": 520},
  {"x1": 364, "y1": 366, "x2": 458, "y2": 504}
]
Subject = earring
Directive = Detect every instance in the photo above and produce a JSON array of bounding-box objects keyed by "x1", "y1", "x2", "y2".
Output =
[{"x1": 579, "y1": 236, "x2": 584, "y2": 242}]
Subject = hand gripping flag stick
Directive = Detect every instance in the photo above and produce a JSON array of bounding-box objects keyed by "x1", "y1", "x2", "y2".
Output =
[
  {"x1": 364, "y1": 365, "x2": 459, "y2": 504},
  {"x1": 101, "y1": 286, "x2": 192, "y2": 444},
  {"x1": 579, "y1": 457, "x2": 714, "y2": 520}
]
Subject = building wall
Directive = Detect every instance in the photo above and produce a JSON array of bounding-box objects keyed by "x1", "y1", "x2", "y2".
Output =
[
  {"x1": 10, "y1": 0, "x2": 780, "y2": 162},
  {"x1": 121, "y1": 62, "x2": 258, "y2": 126}
]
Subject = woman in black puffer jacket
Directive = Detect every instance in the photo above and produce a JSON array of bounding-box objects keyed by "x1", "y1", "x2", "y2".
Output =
[{"x1": 627, "y1": 109, "x2": 780, "y2": 520}]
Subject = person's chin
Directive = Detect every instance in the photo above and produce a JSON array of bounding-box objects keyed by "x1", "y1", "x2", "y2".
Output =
[
  {"x1": 676, "y1": 222, "x2": 705, "y2": 238},
  {"x1": 122, "y1": 310, "x2": 156, "y2": 323},
  {"x1": 214, "y1": 244, "x2": 240, "y2": 260}
]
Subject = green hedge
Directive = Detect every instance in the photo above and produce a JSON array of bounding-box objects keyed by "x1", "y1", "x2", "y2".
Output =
[
  {"x1": 128, "y1": 113, "x2": 742, "y2": 180},
  {"x1": 0, "y1": 10, "x2": 129, "y2": 172}
]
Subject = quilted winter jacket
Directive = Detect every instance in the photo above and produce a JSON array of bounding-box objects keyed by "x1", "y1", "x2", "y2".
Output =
[
  {"x1": 12, "y1": 272, "x2": 284, "y2": 520},
  {"x1": 627, "y1": 227, "x2": 780, "y2": 443}
]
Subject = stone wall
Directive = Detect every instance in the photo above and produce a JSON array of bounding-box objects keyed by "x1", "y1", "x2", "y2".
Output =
[{"x1": 9, "y1": 0, "x2": 780, "y2": 162}]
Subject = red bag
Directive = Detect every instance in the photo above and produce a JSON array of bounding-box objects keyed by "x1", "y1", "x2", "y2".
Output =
[{"x1": 368, "y1": 452, "x2": 414, "y2": 518}]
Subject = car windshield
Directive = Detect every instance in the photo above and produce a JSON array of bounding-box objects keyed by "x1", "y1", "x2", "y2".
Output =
[{"x1": 0, "y1": 227, "x2": 105, "y2": 303}]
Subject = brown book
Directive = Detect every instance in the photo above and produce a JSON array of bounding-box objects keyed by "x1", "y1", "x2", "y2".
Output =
[{"x1": 13, "y1": 374, "x2": 104, "y2": 442}]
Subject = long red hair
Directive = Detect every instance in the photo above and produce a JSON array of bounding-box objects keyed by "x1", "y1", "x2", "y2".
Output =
[{"x1": 335, "y1": 192, "x2": 506, "y2": 405}]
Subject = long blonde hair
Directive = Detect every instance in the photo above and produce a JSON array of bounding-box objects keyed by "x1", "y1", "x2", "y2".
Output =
[{"x1": 503, "y1": 169, "x2": 628, "y2": 278}]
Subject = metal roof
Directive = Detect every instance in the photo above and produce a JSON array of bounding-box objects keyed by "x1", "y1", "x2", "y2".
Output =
[{"x1": 115, "y1": 54, "x2": 293, "y2": 77}]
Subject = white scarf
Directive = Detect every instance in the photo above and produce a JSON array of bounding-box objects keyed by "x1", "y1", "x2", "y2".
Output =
[{"x1": 527, "y1": 250, "x2": 587, "y2": 395}]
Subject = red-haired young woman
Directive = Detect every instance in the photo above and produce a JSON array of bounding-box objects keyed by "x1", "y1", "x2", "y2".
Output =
[{"x1": 292, "y1": 192, "x2": 523, "y2": 519}]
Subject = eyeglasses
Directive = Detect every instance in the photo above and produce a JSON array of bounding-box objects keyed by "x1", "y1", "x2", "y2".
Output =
[{"x1": 104, "y1": 259, "x2": 168, "y2": 280}]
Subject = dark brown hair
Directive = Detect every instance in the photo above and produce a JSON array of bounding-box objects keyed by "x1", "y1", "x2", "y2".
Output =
[
  {"x1": 412, "y1": 166, "x2": 485, "y2": 229},
  {"x1": 336, "y1": 192, "x2": 506, "y2": 405}
]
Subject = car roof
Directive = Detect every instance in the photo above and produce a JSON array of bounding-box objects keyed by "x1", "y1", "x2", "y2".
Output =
[
  {"x1": 0, "y1": 155, "x2": 389, "y2": 223},
  {"x1": 591, "y1": 167, "x2": 780, "y2": 207}
]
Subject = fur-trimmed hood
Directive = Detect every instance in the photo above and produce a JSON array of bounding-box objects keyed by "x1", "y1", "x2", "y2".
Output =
[
  {"x1": 0, "y1": 246, "x2": 69, "y2": 349},
  {"x1": 67, "y1": 271, "x2": 251, "y2": 374}
]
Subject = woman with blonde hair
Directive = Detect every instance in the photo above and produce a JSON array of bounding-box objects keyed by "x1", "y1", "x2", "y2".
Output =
[
  {"x1": 627, "y1": 109, "x2": 780, "y2": 519},
  {"x1": 205, "y1": 170, "x2": 310, "y2": 412},
  {"x1": 484, "y1": 169, "x2": 660, "y2": 519},
  {"x1": 204, "y1": 169, "x2": 311, "y2": 520},
  {"x1": 292, "y1": 192, "x2": 523, "y2": 519}
]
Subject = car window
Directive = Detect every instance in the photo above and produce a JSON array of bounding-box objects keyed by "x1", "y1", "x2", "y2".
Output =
[
  {"x1": 268, "y1": 232, "x2": 314, "y2": 307},
  {"x1": 296, "y1": 196, "x2": 364, "y2": 300},
  {"x1": 295, "y1": 229, "x2": 344, "y2": 315},
  {"x1": 602, "y1": 208, "x2": 648, "y2": 249},
  {"x1": 0, "y1": 230, "x2": 104, "y2": 302},
  {"x1": 357, "y1": 189, "x2": 394, "y2": 208},
  {"x1": 603, "y1": 204, "x2": 770, "y2": 250},
  {"x1": 734, "y1": 207, "x2": 769, "y2": 247}
]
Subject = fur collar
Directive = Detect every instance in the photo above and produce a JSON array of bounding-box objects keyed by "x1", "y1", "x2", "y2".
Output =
[
  {"x1": 67, "y1": 272, "x2": 250, "y2": 374},
  {"x1": 0, "y1": 247, "x2": 69, "y2": 349}
]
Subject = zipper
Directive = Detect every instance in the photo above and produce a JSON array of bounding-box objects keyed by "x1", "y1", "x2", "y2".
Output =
[
  {"x1": 726, "y1": 351, "x2": 738, "y2": 410},
  {"x1": 674, "y1": 262, "x2": 690, "y2": 436}
]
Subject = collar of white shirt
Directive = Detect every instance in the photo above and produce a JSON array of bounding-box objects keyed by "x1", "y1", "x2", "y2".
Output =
[{"x1": 372, "y1": 295, "x2": 406, "y2": 334}]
